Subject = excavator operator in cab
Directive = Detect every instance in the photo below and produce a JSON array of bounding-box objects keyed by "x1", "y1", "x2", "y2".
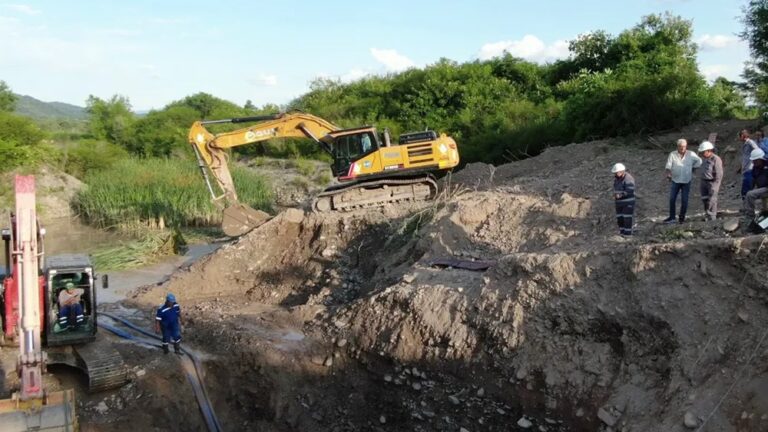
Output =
[{"x1": 58, "y1": 282, "x2": 84, "y2": 330}]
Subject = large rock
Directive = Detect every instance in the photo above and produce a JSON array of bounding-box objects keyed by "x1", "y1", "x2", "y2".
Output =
[{"x1": 723, "y1": 218, "x2": 740, "y2": 233}]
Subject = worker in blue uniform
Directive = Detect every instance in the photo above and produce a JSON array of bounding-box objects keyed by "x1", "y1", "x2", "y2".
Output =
[{"x1": 154, "y1": 293, "x2": 182, "y2": 354}]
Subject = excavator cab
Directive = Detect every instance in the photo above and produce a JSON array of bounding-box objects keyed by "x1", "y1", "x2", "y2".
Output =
[
  {"x1": 330, "y1": 129, "x2": 380, "y2": 177},
  {"x1": 43, "y1": 254, "x2": 98, "y2": 346}
]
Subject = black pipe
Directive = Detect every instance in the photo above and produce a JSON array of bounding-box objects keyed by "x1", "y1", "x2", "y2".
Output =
[
  {"x1": 2, "y1": 227, "x2": 10, "y2": 277},
  {"x1": 100, "y1": 312, "x2": 224, "y2": 432}
]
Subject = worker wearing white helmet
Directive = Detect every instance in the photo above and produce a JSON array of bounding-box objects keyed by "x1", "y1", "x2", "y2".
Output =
[
  {"x1": 738, "y1": 129, "x2": 760, "y2": 199},
  {"x1": 743, "y1": 148, "x2": 768, "y2": 218},
  {"x1": 612, "y1": 163, "x2": 636, "y2": 236},
  {"x1": 697, "y1": 141, "x2": 723, "y2": 221}
]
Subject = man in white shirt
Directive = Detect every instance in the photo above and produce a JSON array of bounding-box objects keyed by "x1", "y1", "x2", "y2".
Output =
[{"x1": 664, "y1": 139, "x2": 702, "y2": 224}]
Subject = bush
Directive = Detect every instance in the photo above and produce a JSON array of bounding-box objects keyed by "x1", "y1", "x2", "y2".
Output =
[
  {"x1": 0, "y1": 111, "x2": 53, "y2": 171},
  {"x1": 61, "y1": 139, "x2": 129, "y2": 178},
  {"x1": 0, "y1": 139, "x2": 55, "y2": 171},
  {"x1": 0, "y1": 111, "x2": 46, "y2": 145}
]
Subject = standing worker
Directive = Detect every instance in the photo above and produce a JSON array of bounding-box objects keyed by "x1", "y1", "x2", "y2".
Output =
[
  {"x1": 154, "y1": 293, "x2": 182, "y2": 354},
  {"x1": 738, "y1": 129, "x2": 760, "y2": 199},
  {"x1": 756, "y1": 130, "x2": 768, "y2": 154},
  {"x1": 664, "y1": 139, "x2": 702, "y2": 224},
  {"x1": 612, "y1": 163, "x2": 636, "y2": 236},
  {"x1": 698, "y1": 141, "x2": 723, "y2": 221},
  {"x1": 743, "y1": 149, "x2": 768, "y2": 219}
]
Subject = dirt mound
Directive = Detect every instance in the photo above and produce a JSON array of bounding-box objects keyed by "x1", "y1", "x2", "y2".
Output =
[
  {"x1": 0, "y1": 165, "x2": 84, "y2": 219},
  {"x1": 119, "y1": 119, "x2": 768, "y2": 431},
  {"x1": 337, "y1": 236, "x2": 768, "y2": 430}
]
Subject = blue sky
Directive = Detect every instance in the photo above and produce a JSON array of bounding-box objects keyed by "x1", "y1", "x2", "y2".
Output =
[{"x1": 0, "y1": 0, "x2": 750, "y2": 111}]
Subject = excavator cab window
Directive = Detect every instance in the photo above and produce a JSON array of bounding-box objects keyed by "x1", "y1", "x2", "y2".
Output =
[
  {"x1": 332, "y1": 131, "x2": 377, "y2": 177},
  {"x1": 51, "y1": 272, "x2": 92, "y2": 317}
]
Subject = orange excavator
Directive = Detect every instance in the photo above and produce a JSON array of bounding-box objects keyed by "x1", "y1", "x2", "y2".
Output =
[{"x1": 189, "y1": 111, "x2": 460, "y2": 236}]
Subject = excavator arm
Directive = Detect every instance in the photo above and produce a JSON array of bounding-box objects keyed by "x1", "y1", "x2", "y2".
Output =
[
  {"x1": 188, "y1": 111, "x2": 339, "y2": 236},
  {"x1": 189, "y1": 111, "x2": 338, "y2": 204}
]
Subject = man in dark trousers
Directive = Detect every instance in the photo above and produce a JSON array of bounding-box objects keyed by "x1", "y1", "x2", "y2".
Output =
[
  {"x1": 612, "y1": 163, "x2": 636, "y2": 236},
  {"x1": 698, "y1": 141, "x2": 723, "y2": 221},
  {"x1": 155, "y1": 293, "x2": 182, "y2": 354}
]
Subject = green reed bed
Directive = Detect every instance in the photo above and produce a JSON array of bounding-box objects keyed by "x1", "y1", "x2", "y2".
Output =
[{"x1": 74, "y1": 158, "x2": 273, "y2": 229}]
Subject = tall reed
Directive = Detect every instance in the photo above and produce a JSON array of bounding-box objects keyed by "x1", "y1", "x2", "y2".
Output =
[{"x1": 74, "y1": 158, "x2": 273, "y2": 229}]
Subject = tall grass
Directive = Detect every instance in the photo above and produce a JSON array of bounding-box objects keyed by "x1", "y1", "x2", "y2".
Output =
[{"x1": 74, "y1": 158, "x2": 273, "y2": 229}]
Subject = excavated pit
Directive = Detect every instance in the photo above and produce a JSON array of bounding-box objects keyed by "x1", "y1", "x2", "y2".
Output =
[{"x1": 116, "y1": 120, "x2": 768, "y2": 431}]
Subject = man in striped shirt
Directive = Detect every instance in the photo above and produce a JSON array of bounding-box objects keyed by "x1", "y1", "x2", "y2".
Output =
[{"x1": 612, "y1": 163, "x2": 636, "y2": 236}]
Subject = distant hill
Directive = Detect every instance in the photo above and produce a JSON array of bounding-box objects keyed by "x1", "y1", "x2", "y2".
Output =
[{"x1": 14, "y1": 94, "x2": 87, "y2": 120}]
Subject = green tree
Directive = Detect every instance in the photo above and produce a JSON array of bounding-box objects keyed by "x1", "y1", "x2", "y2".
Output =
[
  {"x1": 0, "y1": 80, "x2": 17, "y2": 112},
  {"x1": 740, "y1": 0, "x2": 768, "y2": 107},
  {"x1": 709, "y1": 78, "x2": 748, "y2": 118},
  {"x1": 85, "y1": 95, "x2": 135, "y2": 144},
  {"x1": 126, "y1": 105, "x2": 199, "y2": 157},
  {"x1": 0, "y1": 111, "x2": 51, "y2": 171}
]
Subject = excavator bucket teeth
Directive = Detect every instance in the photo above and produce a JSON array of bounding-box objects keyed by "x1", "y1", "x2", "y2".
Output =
[
  {"x1": 222, "y1": 203, "x2": 272, "y2": 237},
  {"x1": 0, "y1": 389, "x2": 78, "y2": 432}
]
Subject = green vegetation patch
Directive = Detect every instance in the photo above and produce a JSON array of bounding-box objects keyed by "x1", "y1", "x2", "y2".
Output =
[{"x1": 74, "y1": 158, "x2": 273, "y2": 229}]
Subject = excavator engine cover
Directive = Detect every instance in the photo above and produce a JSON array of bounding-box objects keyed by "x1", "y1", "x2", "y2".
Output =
[{"x1": 222, "y1": 203, "x2": 271, "y2": 237}]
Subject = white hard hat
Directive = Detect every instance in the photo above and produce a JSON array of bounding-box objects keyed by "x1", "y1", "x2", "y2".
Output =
[
  {"x1": 750, "y1": 149, "x2": 765, "y2": 161},
  {"x1": 611, "y1": 163, "x2": 626, "y2": 174},
  {"x1": 698, "y1": 141, "x2": 714, "y2": 152}
]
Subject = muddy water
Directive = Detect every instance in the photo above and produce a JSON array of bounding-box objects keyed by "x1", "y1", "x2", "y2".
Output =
[
  {"x1": 43, "y1": 217, "x2": 127, "y2": 255},
  {"x1": 99, "y1": 243, "x2": 222, "y2": 304}
]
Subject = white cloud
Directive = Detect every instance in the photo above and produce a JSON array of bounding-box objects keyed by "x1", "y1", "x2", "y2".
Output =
[
  {"x1": 341, "y1": 68, "x2": 368, "y2": 82},
  {"x1": 700, "y1": 64, "x2": 740, "y2": 82},
  {"x1": 3, "y1": 3, "x2": 40, "y2": 15},
  {"x1": 370, "y1": 48, "x2": 415, "y2": 72},
  {"x1": 697, "y1": 34, "x2": 740, "y2": 51},
  {"x1": 478, "y1": 35, "x2": 569, "y2": 63},
  {"x1": 250, "y1": 74, "x2": 278, "y2": 87}
]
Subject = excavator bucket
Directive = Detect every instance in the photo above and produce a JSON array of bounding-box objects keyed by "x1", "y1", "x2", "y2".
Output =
[
  {"x1": 0, "y1": 389, "x2": 78, "y2": 431},
  {"x1": 221, "y1": 203, "x2": 272, "y2": 237}
]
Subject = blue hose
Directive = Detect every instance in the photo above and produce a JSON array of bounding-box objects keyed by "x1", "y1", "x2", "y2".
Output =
[{"x1": 100, "y1": 312, "x2": 224, "y2": 432}]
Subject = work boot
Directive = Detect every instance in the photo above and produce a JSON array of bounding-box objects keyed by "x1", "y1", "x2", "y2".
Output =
[
  {"x1": 162, "y1": 344, "x2": 169, "y2": 354},
  {"x1": 174, "y1": 342, "x2": 181, "y2": 354}
]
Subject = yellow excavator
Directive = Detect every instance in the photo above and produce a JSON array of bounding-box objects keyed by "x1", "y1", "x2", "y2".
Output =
[{"x1": 189, "y1": 111, "x2": 460, "y2": 236}]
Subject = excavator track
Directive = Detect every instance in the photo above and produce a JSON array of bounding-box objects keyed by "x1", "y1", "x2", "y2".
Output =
[
  {"x1": 74, "y1": 341, "x2": 129, "y2": 393},
  {"x1": 312, "y1": 175, "x2": 439, "y2": 213}
]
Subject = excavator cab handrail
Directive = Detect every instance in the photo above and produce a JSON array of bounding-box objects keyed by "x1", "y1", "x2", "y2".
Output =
[{"x1": 201, "y1": 113, "x2": 282, "y2": 125}]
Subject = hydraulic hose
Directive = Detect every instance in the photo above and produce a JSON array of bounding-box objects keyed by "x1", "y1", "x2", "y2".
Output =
[{"x1": 99, "y1": 312, "x2": 223, "y2": 432}]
